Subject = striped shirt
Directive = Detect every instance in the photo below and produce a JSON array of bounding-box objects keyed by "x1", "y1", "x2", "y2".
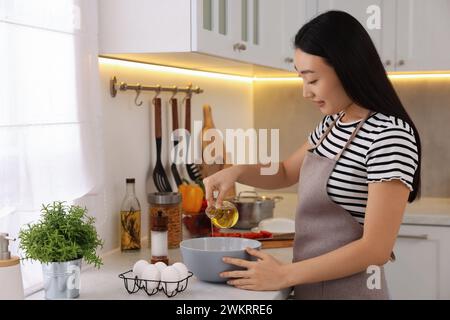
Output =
[{"x1": 308, "y1": 111, "x2": 419, "y2": 224}]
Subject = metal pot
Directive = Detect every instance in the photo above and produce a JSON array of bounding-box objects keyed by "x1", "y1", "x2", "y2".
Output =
[{"x1": 228, "y1": 191, "x2": 283, "y2": 229}]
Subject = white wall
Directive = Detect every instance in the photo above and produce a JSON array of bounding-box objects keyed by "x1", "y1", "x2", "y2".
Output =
[{"x1": 77, "y1": 60, "x2": 254, "y2": 253}]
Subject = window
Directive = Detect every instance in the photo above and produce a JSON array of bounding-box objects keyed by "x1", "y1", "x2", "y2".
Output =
[{"x1": 0, "y1": 0, "x2": 100, "y2": 294}]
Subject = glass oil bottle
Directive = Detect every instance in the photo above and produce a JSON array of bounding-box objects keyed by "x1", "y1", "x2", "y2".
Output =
[
  {"x1": 205, "y1": 200, "x2": 239, "y2": 229},
  {"x1": 120, "y1": 178, "x2": 141, "y2": 250}
]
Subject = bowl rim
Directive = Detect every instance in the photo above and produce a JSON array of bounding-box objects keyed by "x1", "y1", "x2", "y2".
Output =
[{"x1": 180, "y1": 237, "x2": 261, "y2": 252}]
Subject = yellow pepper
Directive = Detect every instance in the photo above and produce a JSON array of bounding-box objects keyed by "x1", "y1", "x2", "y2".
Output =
[{"x1": 179, "y1": 183, "x2": 204, "y2": 213}]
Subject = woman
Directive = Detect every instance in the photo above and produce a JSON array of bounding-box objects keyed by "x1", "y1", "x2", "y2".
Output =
[{"x1": 202, "y1": 11, "x2": 421, "y2": 300}]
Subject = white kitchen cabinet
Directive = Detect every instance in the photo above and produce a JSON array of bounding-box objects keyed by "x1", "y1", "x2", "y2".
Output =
[
  {"x1": 308, "y1": 0, "x2": 450, "y2": 72},
  {"x1": 98, "y1": 0, "x2": 192, "y2": 54},
  {"x1": 99, "y1": 0, "x2": 285, "y2": 71},
  {"x1": 280, "y1": 0, "x2": 317, "y2": 72},
  {"x1": 384, "y1": 224, "x2": 450, "y2": 299},
  {"x1": 193, "y1": 0, "x2": 284, "y2": 69},
  {"x1": 395, "y1": 0, "x2": 450, "y2": 72},
  {"x1": 312, "y1": 0, "x2": 396, "y2": 72}
]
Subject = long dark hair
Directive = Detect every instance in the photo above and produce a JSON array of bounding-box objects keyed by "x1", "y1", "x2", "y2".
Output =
[{"x1": 294, "y1": 10, "x2": 421, "y2": 202}]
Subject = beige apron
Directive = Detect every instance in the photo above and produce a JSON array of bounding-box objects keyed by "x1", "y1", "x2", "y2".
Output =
[{"x1": 293, "y1": 111, "x2": 390, "y2": 299}]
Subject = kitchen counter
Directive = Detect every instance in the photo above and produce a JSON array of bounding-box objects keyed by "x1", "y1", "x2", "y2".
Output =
[
  {"x1": 258, "y1": 192, "x2": 450, "y2": 227},
  {"x1": 402, "y1": 197, "x2": 450, "y2": 226},
  {"x1": 27, "y1": 244, "x2": 293, "y2": 300}
]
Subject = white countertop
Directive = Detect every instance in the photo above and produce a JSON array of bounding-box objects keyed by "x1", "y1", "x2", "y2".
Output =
[
  {"x1": 402, "y1": 197, "x2": 450, "y2": 226},
  {"x1": 27, "y1": 244, "x2": 293, "y2": 300},
  {"x1": 26, "y1": 197, "x2": 450, "y2": 300},
  {"x1": 259, "y1": 192, "x2": 450, "y2": 227}
]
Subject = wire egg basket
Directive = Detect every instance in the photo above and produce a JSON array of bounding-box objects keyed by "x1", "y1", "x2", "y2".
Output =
[{"x1": 118, "y1": 270, "x2": 194, "y2": 298}]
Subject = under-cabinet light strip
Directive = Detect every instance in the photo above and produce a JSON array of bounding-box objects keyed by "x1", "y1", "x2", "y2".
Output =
[
  {"x1": 98, "y1": 57, "x2": 252, "y2": 83},
  {"x1": 99, "y1": 57, "x2": 450, "y2": 81}
]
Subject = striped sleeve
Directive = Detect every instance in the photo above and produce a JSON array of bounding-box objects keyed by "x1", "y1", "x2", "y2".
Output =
[
  {"x1": 365, "y1": 122, "x2": 419, "y2": 191},
  {"x1": 308, "y1": 115, "x2": 334, "y2": 146}
]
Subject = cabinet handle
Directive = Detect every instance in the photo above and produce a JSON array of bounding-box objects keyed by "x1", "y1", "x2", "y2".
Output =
[
  {"x1": 384, "y1": 60, "x2": 391, "y2": 66},
  {"x1": 233, "y1": 43, "x2": 247, "y2": 52},
  {"x1": 284, "y1": 57, "x2": 294, "y2": 64},
  {"x1": 398, "y1": 234, "x2": 428, "y2": 240},
  {"x1": 397, "y1": 59, "x2": 405, "y2": 66}
]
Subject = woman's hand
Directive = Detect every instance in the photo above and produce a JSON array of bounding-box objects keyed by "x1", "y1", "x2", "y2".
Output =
[
  {"x1": 203, "y1": 166, "x2": 241, "y2": 207},
  {"x1": 219, "y1": 247, "x2": 288, "y2": 291}
]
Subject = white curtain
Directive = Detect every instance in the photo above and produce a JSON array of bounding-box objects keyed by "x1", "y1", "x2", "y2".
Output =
[{"x1": 0, "y1": 0, "x2": 101, "y2": 293}]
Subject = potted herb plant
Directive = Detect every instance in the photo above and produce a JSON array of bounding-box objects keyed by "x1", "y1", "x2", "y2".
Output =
[{"x1": 18, "y1": 201, "x2": 104, "y2": 299}]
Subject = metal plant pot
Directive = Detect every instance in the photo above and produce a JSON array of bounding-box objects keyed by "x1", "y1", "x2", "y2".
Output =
[{"x1": 41, "y1": 258, "x2": 82, "y2": 299}]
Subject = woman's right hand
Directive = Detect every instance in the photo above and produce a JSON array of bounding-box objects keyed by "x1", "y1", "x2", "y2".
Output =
[{"x1": 203, "y1": 166, "x2": 240, "y2": 208}]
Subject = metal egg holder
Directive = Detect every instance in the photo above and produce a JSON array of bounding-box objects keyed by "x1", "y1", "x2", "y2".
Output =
[{"x1": 118, "y1": 270, "x2": 194, "y2": 298}]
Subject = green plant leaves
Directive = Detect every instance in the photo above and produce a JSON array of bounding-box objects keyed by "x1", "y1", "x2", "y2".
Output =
[{"x1": 18, "y1": 201, "x2": 104, "y2": 268}]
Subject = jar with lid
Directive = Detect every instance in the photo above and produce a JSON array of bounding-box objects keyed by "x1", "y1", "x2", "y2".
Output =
[{"x1": 148, "y1": 192, "x2": 182, "y2": 249}]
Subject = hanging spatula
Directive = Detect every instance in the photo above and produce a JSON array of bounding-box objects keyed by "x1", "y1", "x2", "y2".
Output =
[
  {"x1": 184, "y1": 96, "x2": 203, "y2": 182},
  {"x1": 170, "y1": 98, "x2": 183, "y2": 187},
  {"x1": 152, "y1": 97, "x2": 173, "y2": 192}
]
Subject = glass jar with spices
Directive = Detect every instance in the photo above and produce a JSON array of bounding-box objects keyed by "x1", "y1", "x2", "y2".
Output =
[{"x1": 148, "y1": 192, "x2": 182, "y2": 249}]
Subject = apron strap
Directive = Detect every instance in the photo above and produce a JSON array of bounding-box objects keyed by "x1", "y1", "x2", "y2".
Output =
[
  {"x1": 334, "y1": 111, "x2": 374, "y2": 161},
  {"x1": 313, "y1": 113, "x2": 345, "y2": 149}
]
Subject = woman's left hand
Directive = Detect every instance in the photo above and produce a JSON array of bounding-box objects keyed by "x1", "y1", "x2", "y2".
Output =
[{"x1": 220, "y1": 247, "x2": 287, "y2": 291}]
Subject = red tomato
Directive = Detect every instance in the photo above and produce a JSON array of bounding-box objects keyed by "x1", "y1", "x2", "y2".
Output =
[
  {"x1": 242, "y1": 232, "x2": 260, "y2": 239},
  {"x1": 259, "y1": 230, "x2": 273, "y2": 238},
  {"x1": 227, "y1": 233, "x2": 242, "y2": 238}
]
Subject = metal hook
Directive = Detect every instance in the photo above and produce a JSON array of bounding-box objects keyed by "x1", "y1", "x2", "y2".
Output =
[
  {"x1": 181, "y1": 84, "x2": 193, "y2": 105},
  {"x1": 169, "y1": 86, "x2": 178, "y2": 101},
  {"x1": 152, "y1": 85, "x2": 162, "y2": 105},
  {"x1": 134, "y1": 84, "x2": 143, "y2": 106}
]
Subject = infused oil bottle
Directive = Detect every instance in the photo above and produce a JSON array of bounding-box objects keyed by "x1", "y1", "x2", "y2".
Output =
[{"x1": 120, "y1": 178, "x2": 141, "y2": 250}]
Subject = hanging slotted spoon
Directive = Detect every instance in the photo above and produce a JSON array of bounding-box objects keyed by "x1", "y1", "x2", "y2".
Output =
[
  {"x1": 184, "y1": 96, "x2": 203, "y2": 182},
  {"x1": 170, "y1": 97, "x2": 183, "y2": 187},
  {"x1": 152, "y1": 97, "x2": 172, "y2": 192}
]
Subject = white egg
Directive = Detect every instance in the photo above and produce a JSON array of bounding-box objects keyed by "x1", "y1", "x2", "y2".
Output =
[
  {"x1": 172, "y1": 262, "x2": 188, "y2": 281},
  {"x1": 160, "y1": 266, "x2": 181, "y2": 295},
  {"x1": 141, "y1": 264, "x2": 161, "y2": 290},
  {"x1": 154, "y1": 261, "x2": 167, "y2": 273},
  {"x1": 132, "y1": 260, "x2": 149, "y2": 278}
]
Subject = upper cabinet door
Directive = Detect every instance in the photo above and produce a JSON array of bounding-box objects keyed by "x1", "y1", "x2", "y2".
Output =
[
  {"x1": 251, "y1": 0, "x2": 284, "y2": 69},
  {"x1": 99, "y1": 0, "x2": 192, "y2": 54},
  {"x1": 315, "y1": 0, "x2": 396, "y2": 71},
  {"x1": 396, "y1": 0, "x2": 450, "y2": 72},
  {"x1": 192, "y1": 0, "x2": 240, "y2": 61},
  {"x1": 280, "y1": 0, "x2": 315, "y2": 72},
  {"x1": 193, "y1": 0, "x2": 283, "y2": 69}
]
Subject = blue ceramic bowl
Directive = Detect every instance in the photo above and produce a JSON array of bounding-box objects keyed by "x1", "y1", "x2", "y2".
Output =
[{"x1": 180, "y1": 237, "x2": 262, "y2": 283}]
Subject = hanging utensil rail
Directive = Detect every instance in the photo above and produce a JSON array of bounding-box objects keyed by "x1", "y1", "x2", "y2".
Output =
[{"x1": 110, "y1": 76, "x2": 203, "y2": 106}]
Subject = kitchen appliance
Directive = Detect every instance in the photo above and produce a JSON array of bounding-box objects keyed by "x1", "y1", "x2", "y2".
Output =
[
  {"x1": 228, "y1": 191, "x2": 283, "y2": 229},
  {"x1": 152, "y1": 97, "x2": 173, "y2": 192},
  {"x1": 0, "y1": 233, "x2": 24, "y2": 300}
]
